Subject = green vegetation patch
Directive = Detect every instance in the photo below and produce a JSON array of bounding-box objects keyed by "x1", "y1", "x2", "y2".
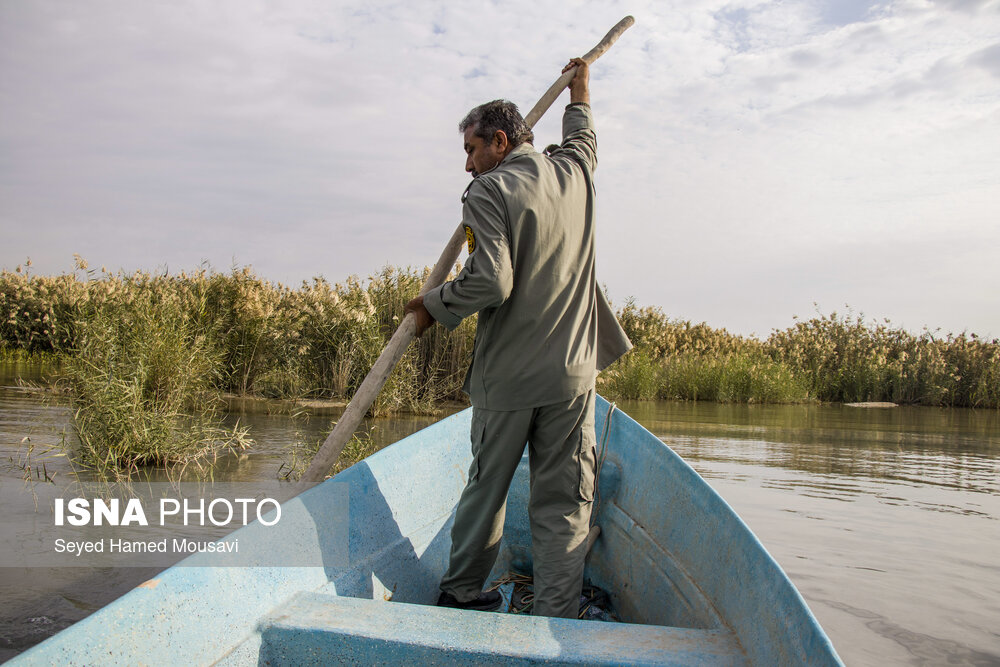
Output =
[
  {"x1": 64, "y1": 269, "x2": 252, "y2": 478},
  {"x1": 1, "y1": 259, "x2": 479, "y2": 477},
  {"x1": 600, "y1": 302, "x2": 999, "y2": 408}
]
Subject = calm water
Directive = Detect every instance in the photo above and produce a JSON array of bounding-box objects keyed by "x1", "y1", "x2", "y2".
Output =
[
  {"x1": 614, "y1": 400, "x2": 1000, "y2": 666},
  {"x1": 1, "y1": 361, "x2": 998, "y2": 665}
]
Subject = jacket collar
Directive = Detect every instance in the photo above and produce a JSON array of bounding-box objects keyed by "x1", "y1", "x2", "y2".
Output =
[
  {"x1": 502, "y1": 142, "x2": 536, "y2": 164},
  {"x1": 460, "y1": 143, "x2": 536, "y2": 202}
]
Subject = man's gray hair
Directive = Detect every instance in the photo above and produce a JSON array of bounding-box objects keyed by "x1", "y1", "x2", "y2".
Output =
[{"x1": 459, "y1": 99, "x2": 534, "y2": 147}]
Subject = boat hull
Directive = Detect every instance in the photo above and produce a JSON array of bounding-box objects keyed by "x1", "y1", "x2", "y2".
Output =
[{"x1": 14, "y1": 396, "x2": 841, "y2": 665}]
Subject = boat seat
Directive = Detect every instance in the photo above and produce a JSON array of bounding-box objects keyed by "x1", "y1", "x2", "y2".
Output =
[{"x1": 244, "y1": 591, "x2": 748, "y2": 666}]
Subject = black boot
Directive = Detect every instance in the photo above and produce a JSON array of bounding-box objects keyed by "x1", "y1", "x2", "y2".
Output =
[{"x1": 436, "y1": 590, "x2": 502, "y2": 612}]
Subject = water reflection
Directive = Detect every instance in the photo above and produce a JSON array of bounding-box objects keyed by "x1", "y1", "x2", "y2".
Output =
[
  {"x1": 616, "y1": 400, "x2": 1000, "y2": 498},
  {"x1": 209, "y1": 407, "x2": 464, "y2": 482}
]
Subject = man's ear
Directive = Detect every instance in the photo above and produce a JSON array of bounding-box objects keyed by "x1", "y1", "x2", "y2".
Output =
[{"x1": 493, "y1": 130, "x2": 510, "y2": 154}]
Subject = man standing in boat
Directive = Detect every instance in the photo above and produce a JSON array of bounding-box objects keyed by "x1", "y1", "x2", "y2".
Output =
[{"x1": 405, "y1": 58, "x2": 631, "y2": 618}]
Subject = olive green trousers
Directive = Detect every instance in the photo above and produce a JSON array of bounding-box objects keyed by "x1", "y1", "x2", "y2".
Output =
[{"x1": 439, "y1": 390, "x2": 596, "y2": 619}]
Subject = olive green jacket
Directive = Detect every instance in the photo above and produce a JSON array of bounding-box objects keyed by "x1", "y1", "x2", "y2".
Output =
[{"x1": 424, "y1": 103, "x2": 632, "y2": 410}]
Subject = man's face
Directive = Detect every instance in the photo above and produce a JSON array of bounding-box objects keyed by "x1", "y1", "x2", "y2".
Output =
[{"x1": 463, "y1": 125, "x2": 507, "y2": 177}]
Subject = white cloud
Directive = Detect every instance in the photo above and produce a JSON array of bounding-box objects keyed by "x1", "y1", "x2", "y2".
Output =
[{"x1": 1, "y1": 0, "x2": 998, "y2": 336}]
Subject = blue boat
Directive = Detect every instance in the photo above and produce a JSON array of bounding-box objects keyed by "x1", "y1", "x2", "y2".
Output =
[{"x1": 14, "y1": 396, "x2": 842, "y2": 665}]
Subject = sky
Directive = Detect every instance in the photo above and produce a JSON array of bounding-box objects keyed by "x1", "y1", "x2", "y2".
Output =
[{"x1": 2, "y1": 0, "x2": 998, "y2": 338}]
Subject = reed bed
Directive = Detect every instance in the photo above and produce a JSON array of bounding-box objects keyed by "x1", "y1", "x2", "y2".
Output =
[
  {"x1": 767, "y1": 311, "x2": 1000, "y2": 407},
  {"x1": 1, "y1": 259, "x2": 475, "y2": 407},
  {"x1": 598, "y1": 302, "x2": 999, "y2": 408},
  {"x1": 2, "y1": 261, "x2": 997, "y2": 475},
  {"x1": 64, "y1": 277, "x2": 253, "y2": 478},
  {"x1": 1, "y1": 259, "x2": 477, "y2": 473}
]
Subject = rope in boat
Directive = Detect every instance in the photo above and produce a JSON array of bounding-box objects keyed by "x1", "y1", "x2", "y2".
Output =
[{"x1": 486, "y1": 572, "x2": 614, "y2": 619}]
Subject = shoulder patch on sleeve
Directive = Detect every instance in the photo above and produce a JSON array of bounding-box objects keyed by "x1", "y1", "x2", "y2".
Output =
[{"x1": 464, "y1": 225, "x2": 476, "y2": 254}]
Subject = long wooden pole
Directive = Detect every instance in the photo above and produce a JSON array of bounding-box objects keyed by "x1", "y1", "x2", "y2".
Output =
[{"x1": 299, "y1": 16, "x2": 635, "y2": 486}]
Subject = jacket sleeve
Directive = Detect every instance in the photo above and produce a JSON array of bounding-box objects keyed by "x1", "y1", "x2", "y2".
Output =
[
  {"x1": 423, "y1": 180, "x2": 514, "y2": 330},
  {"x1": 551, "y1": 102, "x2": 597, "y2": 173}
]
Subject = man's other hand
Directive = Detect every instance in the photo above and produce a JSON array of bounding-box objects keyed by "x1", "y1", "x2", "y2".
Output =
[{"x1": 404, "y1": 295, "x2": 435, "y2": 337}]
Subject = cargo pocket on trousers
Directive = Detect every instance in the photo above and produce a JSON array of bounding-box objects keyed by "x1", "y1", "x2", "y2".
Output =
[
  {"x1": 577, "y1": 427, "x2": 597, "y2": 502},
  {"x1": 468, "y1": 412, "x2": 487, "y2": 483}
]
